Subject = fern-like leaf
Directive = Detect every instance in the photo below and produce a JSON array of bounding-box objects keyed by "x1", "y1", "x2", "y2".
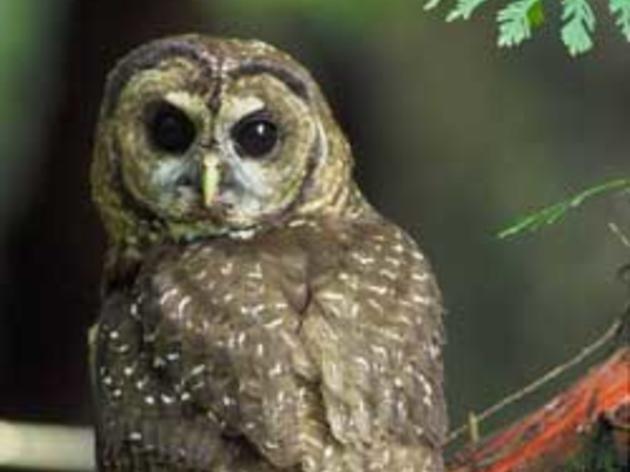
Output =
[
  {"x1": 446, "y1": 0, "x2": 490, "y2": 21},
  {"x1": 560, "y1": 0, "x2": 596, "y2": 55},
  {"x1": 497, "y1": 179, "x2": 630, "y2": 239},
  {"x1": 610, "y1": 0, "x2": 630, "y2": 41},
  {"x1": 497, "y1": 0, "x2": 541, "y2": 47},
  {"x1": 424, "y1": 0, "x2": 444, "y2": 11}
]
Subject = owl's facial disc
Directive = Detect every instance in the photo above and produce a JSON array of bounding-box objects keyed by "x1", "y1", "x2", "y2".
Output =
[
  {"x1": 94, "y1": 36, "x2": 352, "y2": 245},
  {"x1": 112, "y1": 61, "x2": 319, "y2": 237}
]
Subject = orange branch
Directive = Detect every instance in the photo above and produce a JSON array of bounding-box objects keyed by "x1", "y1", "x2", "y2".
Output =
[{"x1": 448, "y1": 348, "x2": 630, "y2": 472}]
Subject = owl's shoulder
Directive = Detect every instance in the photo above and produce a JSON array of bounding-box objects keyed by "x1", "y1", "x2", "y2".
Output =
[
  {"x1": 291, "y1": 213, "x2": 437, "y2": 284},
  {"x1": 107, "y1": 213, "x2": 434, "y2": 286}
]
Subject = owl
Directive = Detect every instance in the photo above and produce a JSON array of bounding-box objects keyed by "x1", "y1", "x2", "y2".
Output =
[{"x1": 90, "y1": 35, "x2": 447, "y2": 472}]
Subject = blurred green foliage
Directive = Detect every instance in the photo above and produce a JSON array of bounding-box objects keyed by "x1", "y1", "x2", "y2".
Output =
[
  {"x1": 213, "y1": 0, "x2": 407, "y2": 30},
  {"x1": 0, "y1": 0, "x2": 38, "y2": 151},
  {"x1": 0, "y1": 0, "x2": 65, "y2": 219},
  {"x1": 0, "y1": 0, "x2": 38, "y2": 217}
]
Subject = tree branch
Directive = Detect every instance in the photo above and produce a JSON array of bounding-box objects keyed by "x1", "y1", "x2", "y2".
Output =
[{"x1": 448, "y1": 347, "x2": 629, "y2": 471}]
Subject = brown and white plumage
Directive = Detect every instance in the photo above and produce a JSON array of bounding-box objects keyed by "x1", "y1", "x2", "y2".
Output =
[{"x1": 91, "y1": 35, "x2": 446, "y2": 472}]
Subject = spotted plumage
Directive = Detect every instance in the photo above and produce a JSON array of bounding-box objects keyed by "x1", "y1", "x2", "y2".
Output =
[{"x1": 91, "y1": 35, "x2": 447, "y2": 472}]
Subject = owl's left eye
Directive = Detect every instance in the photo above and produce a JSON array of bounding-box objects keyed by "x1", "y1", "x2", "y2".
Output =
[
  {"x1": 146, "y1": 102, "x2": 197, "y2": 155},
  {"x1": 231, "y1": 112, "x2": 279, "y2": 158}
]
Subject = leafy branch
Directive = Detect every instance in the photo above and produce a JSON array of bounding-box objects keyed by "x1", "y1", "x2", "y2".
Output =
[
  {"x1": 496, "y1": 0, "x2": 544, "y2": 48},
  {"x1": 561, "y1": 0, "x2": 596, "y2": 56},
  {"x1": 425, "y1": 0, "x2": 630, "y2": 56},
  {"x1": 610, "y1": 0, "x2": 630, "y2": 40},
  {"x1": 497, "y1": 178, "x2": 630, "y2": 239}
]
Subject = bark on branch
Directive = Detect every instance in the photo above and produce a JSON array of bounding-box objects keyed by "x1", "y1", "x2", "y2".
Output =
[{"x1": 448, "y1": 348, "x2": 629, "y2": 472}]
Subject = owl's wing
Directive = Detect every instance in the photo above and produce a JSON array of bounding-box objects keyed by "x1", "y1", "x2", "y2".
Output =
[
  {"x1": 301, "y1": 219, "x2": 447, "y2": 469},
  {"x1": 93, "y1": 286, "x2": 243, "y2": 471},
  {"x1": 95, "y1": 241, "x2": 322, "y2": 471},
  {"x1": 94, "y1": 225, "x2": 446, "y2": 471}
]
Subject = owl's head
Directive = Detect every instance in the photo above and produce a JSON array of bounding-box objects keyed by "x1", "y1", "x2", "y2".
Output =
[{"x1": 92, "y1": 35, "x2": 355, "y2": 246}]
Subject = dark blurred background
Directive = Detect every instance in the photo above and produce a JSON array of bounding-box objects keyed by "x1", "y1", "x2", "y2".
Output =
[{"x1": 0, "y1": 0, "x2": 628, "y2": 456}]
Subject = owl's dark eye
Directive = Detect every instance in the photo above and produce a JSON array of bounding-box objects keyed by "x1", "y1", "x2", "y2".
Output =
[
  {"x1": 147, "y1": 102, "x2": 196, "y2": 154},
  {"x1": 231, "y1": 113, "x2": 279, "y2": 158}
]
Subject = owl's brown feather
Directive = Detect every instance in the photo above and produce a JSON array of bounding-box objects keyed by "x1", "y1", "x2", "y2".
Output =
[
  {"x1": 95, "y1": 210, "x2": 445, "y2": 471},
  {"x1": 91, "y1": 35, "x2": 446, "y2": 472}
]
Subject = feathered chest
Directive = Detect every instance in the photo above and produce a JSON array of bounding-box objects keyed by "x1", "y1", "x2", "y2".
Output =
[{"x1": 94, "y1": 221, "x2": 446, "y2": 471}]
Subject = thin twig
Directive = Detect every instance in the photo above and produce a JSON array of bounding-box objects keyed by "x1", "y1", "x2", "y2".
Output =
[
  {"x1": 467, "y1": 412, "x2": 480, "y2": 444},
  {"x1": 608, "y1": 222, "x2": 630, "y2": 249},
  {"x1": 446, "y1": 317, "x2": 623, "y2": 444}
]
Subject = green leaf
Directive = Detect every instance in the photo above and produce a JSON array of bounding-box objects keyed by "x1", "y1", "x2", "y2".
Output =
[
  {"x1": 424, "y1": 0, "x2": 444, "y2": 11},
  {"x1": 527, "y1": 0, "x2": 546, "y2": 27},
  {"x1": 609, "y1": 0, "x2": 630, "y2": 41},
  {"x1": 446, "y1": 0, "x2": 490, "y2": 21},
  {"x1": 497, "y1": 178, "x2": 630, "y2": 240},
  {"x1": 496, "y1": 0, "x2": 541, "y2": 47},
  {"x1": 560, "y1": 0, "x2": 596, "y2": 56}
]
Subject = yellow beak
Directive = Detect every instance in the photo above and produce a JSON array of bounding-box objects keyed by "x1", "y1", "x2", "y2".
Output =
[{"x1": 201, "y1": 155, "x2": 221, "y2": 208}]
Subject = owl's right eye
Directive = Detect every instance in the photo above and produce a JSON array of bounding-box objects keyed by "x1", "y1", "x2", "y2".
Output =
[
  {"x1": 146, "y1": 102, "x2": 197, "y2": 154},
  {"x1": 231, "y1": 111, "x2": 279, "y2": 159}
]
